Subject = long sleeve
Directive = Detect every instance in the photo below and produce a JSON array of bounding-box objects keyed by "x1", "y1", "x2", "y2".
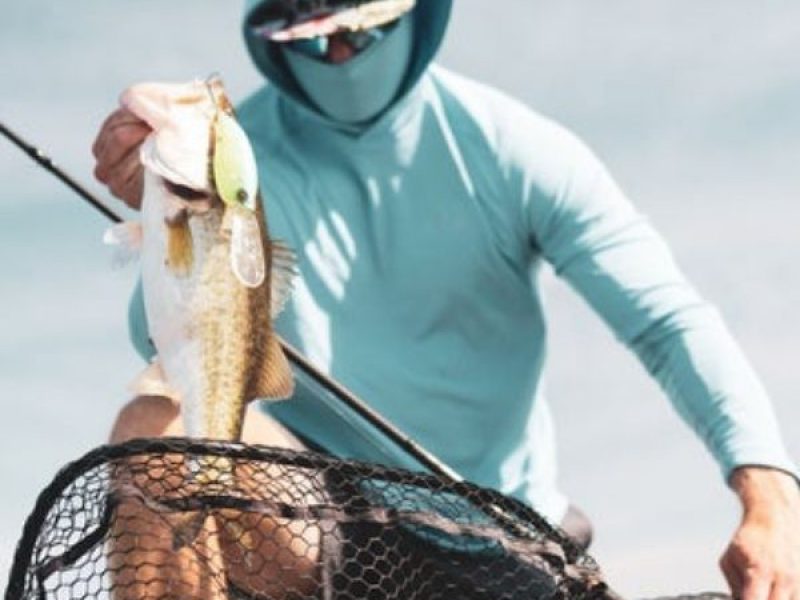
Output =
[
  {"x1": 520, "y1": 122, "x2": 798, "y2": 482},
  {"x1": 128, "y1": 278, "x2": 156, "y2": 362}
]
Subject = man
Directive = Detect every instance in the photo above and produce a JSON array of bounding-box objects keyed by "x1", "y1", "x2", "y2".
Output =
[{"x1": 93, "y1": 1, "x2": 800, "y2": 597}]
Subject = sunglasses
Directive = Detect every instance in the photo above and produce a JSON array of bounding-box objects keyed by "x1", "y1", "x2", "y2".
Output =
[
  {"x1": 248, "y1": 0, "x2": 415, "y2": 42},
  {"x1": 287, "y1": 21, "x2": 396, "y2": 59}
]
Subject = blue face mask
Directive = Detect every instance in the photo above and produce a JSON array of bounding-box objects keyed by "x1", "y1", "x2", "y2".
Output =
[{"x1": 281, "y1": 15, "x2": 414, "y2": 125}]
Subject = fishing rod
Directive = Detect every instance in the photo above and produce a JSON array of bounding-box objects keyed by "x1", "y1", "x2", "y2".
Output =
[
  {"x1": 0, "y1": 122, "x2": 122, "y2": 224},
  {"x1": 0, "y1": 120, "x2": 461, "y2": 483}
]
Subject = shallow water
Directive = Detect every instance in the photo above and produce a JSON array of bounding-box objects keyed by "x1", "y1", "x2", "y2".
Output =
[{"x1": 2, "y1": 2, "x2": 799, "y2": 597}]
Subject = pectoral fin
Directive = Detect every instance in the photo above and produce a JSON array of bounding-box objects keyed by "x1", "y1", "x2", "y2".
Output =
[
  {"x1": 103, "y1": 222, "x2": 143, "y2": 268},
  {"x1": 251, "y1": 334, "x2": 294, "y2": 402},
  {"x1": 171, "y1": 511, "x2": 209, "y2": 551},
  {"x1": 270, "y1": 240, "x2": 297, "y2": 318}
]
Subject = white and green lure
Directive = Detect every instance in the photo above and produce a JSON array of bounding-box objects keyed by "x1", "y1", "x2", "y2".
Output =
[{"x1": 211, "y1": 99, "x2": 266, "y2": 289}]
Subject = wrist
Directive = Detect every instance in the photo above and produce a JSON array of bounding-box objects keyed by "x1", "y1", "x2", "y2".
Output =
[{"x1": 730, "y1": 466, "x2": 800, "y2": 520}]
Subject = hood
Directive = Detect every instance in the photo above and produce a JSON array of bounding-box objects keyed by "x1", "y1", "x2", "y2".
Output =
[{"x1": 242, "y1": 0, "x2": 453, "y2": 119}]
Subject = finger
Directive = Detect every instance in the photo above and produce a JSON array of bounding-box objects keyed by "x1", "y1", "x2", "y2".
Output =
[
  {"x1": 91, "y1": 109, "x2": 122, "y2": 159},
  {"x1": 108, "y1": 152, "x2": 145, "y2": 209},
  {"x1": 94, "y1": 121, "x2": 146, "y2": 183},
  {"x1": 770, "y1": 572, "x2": 800, "y2": 600},
  {"x1": 107, "y1": 150, "x2": 142, "y2": 197},
  {"x1": 119, "y1": 161, "x2": 145, "y2": 210},
  {"x1": 721, "y1": 554, "x2": 744, "y2": 598},
  {"x1": 741, "y1": 570, "x2": 773, "y2": 600},
  {"x1": 92, "y1": 108, "x2": 149, "y2": 159},
  {"x1": 107, "y1": 141, "x2": 142, "y2": 182},
  {"x1": 768, "y1": 579, "x2": 791, "y2": 600},
  {"x1": 109, "y1": 174, "x2": 142, "y2": 210},
  {"x1": 92, "y1": 108, "x2": 150, "y2": 184},
  {"x1": 94, "y1": 130, "x2": 149, "y2": 186},
  {"x1": 94, "y1": 122, "x2": 150, "y2": 181}
]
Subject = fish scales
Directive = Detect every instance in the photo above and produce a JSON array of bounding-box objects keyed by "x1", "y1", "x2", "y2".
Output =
[{"x1": 192, "y1": 203, "x2": 275, "y2": 440}]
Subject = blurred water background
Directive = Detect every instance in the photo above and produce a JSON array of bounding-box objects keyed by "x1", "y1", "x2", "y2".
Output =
[{"x1": 1, "y1": 1, "x2": 799, "y2": 596}]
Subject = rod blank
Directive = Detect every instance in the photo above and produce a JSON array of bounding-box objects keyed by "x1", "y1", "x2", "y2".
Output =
[{"x1": 1, "y1": 122, "x2": 122, "y2": 224}]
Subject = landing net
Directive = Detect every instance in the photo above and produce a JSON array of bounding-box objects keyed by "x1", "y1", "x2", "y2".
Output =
[{"x1": 5, "y1": 438, "x2": 618, "y2": 600}]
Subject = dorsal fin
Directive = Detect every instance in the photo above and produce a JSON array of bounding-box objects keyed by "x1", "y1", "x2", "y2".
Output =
[
  {"x1": 270, "y1": 240, "x2": 297, "y2": 318},
  {"x1": 250, "y1": 334, "x2": 295, "y2": 402}
]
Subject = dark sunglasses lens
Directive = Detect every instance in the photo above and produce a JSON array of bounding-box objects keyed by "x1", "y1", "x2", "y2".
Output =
[
  {"x1": 291, "y1": 36, "x2": 329, "y2": 58},
  {"x1": 345, "y1": 30, "x2": 374, "y2": 50}
]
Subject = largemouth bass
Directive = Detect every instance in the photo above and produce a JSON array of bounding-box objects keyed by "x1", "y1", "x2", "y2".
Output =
[{"x1": 106, "y1": 77, "x2": 295, "y2": 504}]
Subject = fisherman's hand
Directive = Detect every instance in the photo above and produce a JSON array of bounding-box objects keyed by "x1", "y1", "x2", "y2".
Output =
[
  {"x1": 92, "y1": 107, "x2": 151, "y2": 210},
  {"x1": 720, "y1": 467, "x2": 800, "y2": 600}
]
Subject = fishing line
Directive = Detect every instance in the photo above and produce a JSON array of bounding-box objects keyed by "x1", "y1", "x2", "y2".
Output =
[{"x1": 0, "y1": 120, "x2": 460, "y2": 482}]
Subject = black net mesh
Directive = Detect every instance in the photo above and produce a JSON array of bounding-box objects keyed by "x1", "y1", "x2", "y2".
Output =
[{"x1": 4, "y1": 439, "x2": 725, "y2": 600}]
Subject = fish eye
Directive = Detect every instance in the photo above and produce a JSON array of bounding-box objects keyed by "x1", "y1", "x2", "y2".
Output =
[
  {"x1": 163, "y1": 178, "x2": 210, "y2": 201},
  {"x1": 236, "y1": 189, "x2": 249, "y2": 204}
]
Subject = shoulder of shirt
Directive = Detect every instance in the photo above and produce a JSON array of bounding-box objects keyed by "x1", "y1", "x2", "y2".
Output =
[
  {"x1": 427, "y1": 65, "x2": 603, "y2": 198},
  {"x1": 236, "y1": 84, "x2": 283, "y2": 144},
  {"x1": 429, "y1": 67, "x2": 587, "y2": 153}
]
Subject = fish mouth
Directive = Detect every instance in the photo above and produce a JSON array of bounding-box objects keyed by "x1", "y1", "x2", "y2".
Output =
[
  {"x1": 163, "y1": 179, "x2": 210, "y2": 201},
  {"x1": 162, "y1": 177, "x2": 219, "y2": 218}
]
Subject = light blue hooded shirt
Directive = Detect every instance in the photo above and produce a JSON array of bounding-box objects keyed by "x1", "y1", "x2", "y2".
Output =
[{"x1": 130, "y1": 0, "x2": 798, "y2": 523}]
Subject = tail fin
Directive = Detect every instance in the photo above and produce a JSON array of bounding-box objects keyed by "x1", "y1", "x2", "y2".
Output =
[
  {"x1": 171, "y1": 455, "x2": 234, "y2": 550},
  {"x1": 171, "y1": 512, "x2": 209, "y2": 551}
]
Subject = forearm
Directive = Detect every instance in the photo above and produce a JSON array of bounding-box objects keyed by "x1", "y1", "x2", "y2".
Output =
[
  {"x1": 636, "y1": 303, "x2": 800, "y2": 598},
  {"x1": 632, "y1": 308, "x2": 799, "y2": 482}
]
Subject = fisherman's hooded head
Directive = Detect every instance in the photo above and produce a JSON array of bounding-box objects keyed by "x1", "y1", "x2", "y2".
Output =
[{"x1": 242, "y1": 0, "x2": 452, "y2": 126}]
